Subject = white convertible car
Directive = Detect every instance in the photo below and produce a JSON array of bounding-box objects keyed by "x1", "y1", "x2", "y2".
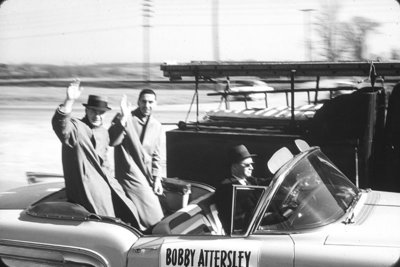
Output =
[
  {"x1": 215, "y1": 79, "x2": 274, "y2": 101},
  {"x1": 0, "y1": 142, "x2": 399, "y2": 267}
]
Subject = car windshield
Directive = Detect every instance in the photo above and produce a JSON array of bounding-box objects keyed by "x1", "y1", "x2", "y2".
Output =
[{"x1": 260, "y1": 149, "x2": 359, "y2": 231}]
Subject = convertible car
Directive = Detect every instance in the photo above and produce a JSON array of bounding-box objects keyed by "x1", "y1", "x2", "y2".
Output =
[{"x1": 1, "y1": 141, "x2": 400, "y2": 267}]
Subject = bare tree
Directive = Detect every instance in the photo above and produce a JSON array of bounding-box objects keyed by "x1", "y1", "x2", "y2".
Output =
[
  {"x1": 340, "y1": 17, "x2": 380, "y2": 60},
  {"x1": 391, "y1": 49, "x2": 400, "y2": 60},
  {"x1": 314, "y1": 1, "x2": 342, "y2": 61}
]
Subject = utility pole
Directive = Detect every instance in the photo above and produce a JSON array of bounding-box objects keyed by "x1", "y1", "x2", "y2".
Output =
[
  {"x1": 142, "y1": 0, "x2": 153, "y2": 82},
  {"x1": 300, "y1": 9, "x2": 315, "y2": 61},
  {"x1": 212, "y1": 0, "x2": 220, "y2": 61}
]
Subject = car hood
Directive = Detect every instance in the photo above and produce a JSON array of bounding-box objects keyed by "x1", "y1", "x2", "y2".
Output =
[{"x1": 326, "y1": 191, "x2": 400, "y2": 248}]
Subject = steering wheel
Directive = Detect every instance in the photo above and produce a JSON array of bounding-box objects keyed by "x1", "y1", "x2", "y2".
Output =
[
  {"x1": 285, "y1": 184, "x2": 323, "y2": 227},
  {"x1": 280, "y1": 176, "x2": 321, "y2": 218},
  {"x1": 280, "y1": 177, "x2": 306, "y2": 208}
]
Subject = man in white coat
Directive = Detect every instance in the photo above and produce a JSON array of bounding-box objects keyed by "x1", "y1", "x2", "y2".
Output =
[{"x1": 109, "y1": 89, "x2": 164, "y2": 231}]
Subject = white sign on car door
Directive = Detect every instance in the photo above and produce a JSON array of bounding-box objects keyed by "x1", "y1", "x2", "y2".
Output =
[{"x1": 160, "y1": 239, "x2": 259, "y2": 267}]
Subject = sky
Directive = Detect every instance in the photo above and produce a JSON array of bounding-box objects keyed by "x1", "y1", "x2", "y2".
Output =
[{"x1": 0, "y1": 0, "x2": 399, "y2": 64}]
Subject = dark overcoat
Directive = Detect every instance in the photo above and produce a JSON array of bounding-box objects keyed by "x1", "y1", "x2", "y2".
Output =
[{"x1": 52, "y1": 107, "x2": 141, "y2": 228}]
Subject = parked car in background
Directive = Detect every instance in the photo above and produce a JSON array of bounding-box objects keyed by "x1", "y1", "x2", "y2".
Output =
[
  {"x1": 215, "y1": 78, "x2": 274, "y2": 100},
  {"x1": 295, "y1": 77, "x2": 360, "y2": 100},
  {"x1": 1, "y1": 140, "x2": 400, "y2": 267}
]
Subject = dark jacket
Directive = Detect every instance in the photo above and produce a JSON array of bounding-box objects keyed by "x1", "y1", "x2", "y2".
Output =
[{"x1": 215, "y1": 177, "x2": 265, "y2": 233}]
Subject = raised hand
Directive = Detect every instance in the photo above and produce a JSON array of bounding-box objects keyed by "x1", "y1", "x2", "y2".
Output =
[
  {"x1": 120, "y1": 94, "x2": 131, "y2": 117},
  {"x1": 119, "y1": 94, "x2": 132, "y2": 126},
  {"x1": 61, "y1": 78, "x2": 83, "y2": 113},
  {"x1": 66, "y1": 78, "x2": 83, "y2": 101}
]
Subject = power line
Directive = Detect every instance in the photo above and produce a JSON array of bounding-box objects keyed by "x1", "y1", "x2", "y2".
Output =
[
  {"x1": 0, "y1": 25, "x2": 140, "y2": 40},
  {"x1": 2, "y1": 19, "x2": 399, "y2": 41},
  {"x1": 0, "y1": 0, "x2": 398, "y2": 41}
]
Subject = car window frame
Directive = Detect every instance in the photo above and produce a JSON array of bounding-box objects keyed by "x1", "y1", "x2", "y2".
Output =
[{"x1": 229, "y1": 185, "x2": 268, "y2": 237}]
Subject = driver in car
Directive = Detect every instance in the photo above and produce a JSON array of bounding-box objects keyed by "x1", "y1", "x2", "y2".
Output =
[{"x1": 215, "y1": 144, "x2": 267, "y2": 233}]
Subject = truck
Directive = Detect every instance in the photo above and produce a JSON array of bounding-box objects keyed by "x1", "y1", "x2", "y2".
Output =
[{"x1": 161, "y1": 61, "x2": 400, "y2": 192}]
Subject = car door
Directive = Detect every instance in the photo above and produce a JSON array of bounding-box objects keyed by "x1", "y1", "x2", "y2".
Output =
[
  {"x1": 128, "y1": 186, "x2": 294, "y2": 267},
  {"x1": 159, "y1": 235, "x2": 293, "y2": 267}
]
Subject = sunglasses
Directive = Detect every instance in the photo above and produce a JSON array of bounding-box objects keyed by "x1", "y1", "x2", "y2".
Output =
[{"x1": 241, "y1": 162, "x2": 254, "y2": 168}]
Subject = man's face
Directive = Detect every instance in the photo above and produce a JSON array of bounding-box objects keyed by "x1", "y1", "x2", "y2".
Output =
[
  {"x1": 232, "y1": 157, "x2": 254, "y2": 179},
  {"x1": 138, "y1": 93, "x2": 156, "y2": 117},
  {"x1": 85, "y1": 108, "x2": 106, "y2": 127}
]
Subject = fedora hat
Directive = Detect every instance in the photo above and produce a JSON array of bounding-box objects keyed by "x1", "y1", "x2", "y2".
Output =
[
  {"x1": 228, "y1": 144, "x2": 256, "y2": 164},
  {"x1": 82, "y1": 95, "x2": 111, "y2": 111}
]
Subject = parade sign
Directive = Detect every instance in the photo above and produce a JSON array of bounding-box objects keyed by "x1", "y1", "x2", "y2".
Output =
[{"x1": 160, "y1": 240, "x2": 259, "y2": 267}]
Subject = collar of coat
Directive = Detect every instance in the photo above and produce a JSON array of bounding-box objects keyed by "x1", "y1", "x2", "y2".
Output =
[
  {"x1": 132, "y1": 108, "x2": 152, "y2": 125},
  {"x1": 81, "y1": 116, "x2": 100, "y2": 129}
]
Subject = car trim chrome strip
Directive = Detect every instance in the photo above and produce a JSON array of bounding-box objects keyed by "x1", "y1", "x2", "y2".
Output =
[{"x1": 0, "y1": 239, "x2": 109, "y2": 267}]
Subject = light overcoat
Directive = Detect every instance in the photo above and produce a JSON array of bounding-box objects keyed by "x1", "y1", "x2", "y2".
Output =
[{"x1": 109, "y1": 108, "x2": 164, "y2": 229}]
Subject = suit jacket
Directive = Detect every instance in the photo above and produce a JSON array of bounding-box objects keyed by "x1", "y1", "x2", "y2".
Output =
[
  {"x1": 51, "y1": 107, "x2": 141, "y2": 228},
  {"x1": 215, "y1": 176, "x2": 265, "y2": 233}
]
